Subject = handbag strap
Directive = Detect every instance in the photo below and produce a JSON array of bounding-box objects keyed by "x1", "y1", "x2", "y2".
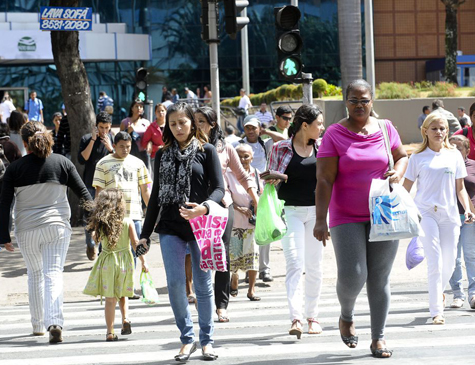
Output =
[{"x1": 378, "y1": 119, "x2": 394, "y2": 171}]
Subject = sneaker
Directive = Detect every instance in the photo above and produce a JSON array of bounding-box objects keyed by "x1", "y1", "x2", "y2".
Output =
[
  {"x1": 470, "y1": 296, "x2": 475, "y2": 309},
  {"x1": 450, "y1": 298, "x2": 464, "y2": 308},
  {"x1": 86, "y1": 245, "x2": 96, "y2": 261},
  {"x1": 48, "y1": 325, "x2": 63, "y2": 343}
]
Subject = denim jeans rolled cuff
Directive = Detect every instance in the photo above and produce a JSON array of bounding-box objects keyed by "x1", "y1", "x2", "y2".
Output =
[
  {"x1": 159, "y1": 233, "x2": 214, "y2": 346},
  {"x1": 449, "y1": 220, "x2": 475, "y2": 299}
]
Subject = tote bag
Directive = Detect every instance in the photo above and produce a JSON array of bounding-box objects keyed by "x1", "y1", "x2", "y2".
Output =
[{"x1": 368, "y1": 120, "x2": 421, "y2": 242}]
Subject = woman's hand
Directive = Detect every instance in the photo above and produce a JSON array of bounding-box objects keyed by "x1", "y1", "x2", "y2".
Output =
[
  {"x1": 142, "y1": 260, "x2": 150, "y2": 273},
  {"x1": 265, "y1": 179, "x2": 281, "y2": 186},
  {"x1": 2, "y1": 243, "x2": 14, "y2": 252},
  {"x1": 179, "y1": 202, "x2": 207, "y2": 220},
  {"x1": 313, "y1": 220, "x2": 329, "y2": 247},
  {"x1": 464, "y1": 211, "x2": 475, "y2": 224},
  {"x1": 127, "y1": 121, "x2": 135, "y2": 134},
  {"x1": 384, "y1": 170, "x2": 402, "y2": 184},
  {"x1": 137, "y1": 238, "x2": 150, "y2": 255},
  {"x1": 146, "y1": 142, "x2": 153, "y2": 155}
]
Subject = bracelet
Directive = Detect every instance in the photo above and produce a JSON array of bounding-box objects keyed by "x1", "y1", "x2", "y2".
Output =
[{"x1": 91, "y1": 139, "x2": 96, "y2": 142}]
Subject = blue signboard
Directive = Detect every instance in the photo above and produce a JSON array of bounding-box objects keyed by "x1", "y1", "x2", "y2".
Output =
[{"x1": 40, "y1": 6, "x2": 92, "y2": 31}]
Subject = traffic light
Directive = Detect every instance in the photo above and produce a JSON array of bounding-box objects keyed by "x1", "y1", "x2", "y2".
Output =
[
  {"x1": 275, "y1": 6, "x2": 303, "y2": 81},
  {"x1": 223, "y1": 0, "x2": 249, "y2": 40},
  {"x1": 135, "y1": 67, "x2": 148, "y2": 102},
  {"x1": 201, "y1": 0, "x2": 209, "y2": 42}
]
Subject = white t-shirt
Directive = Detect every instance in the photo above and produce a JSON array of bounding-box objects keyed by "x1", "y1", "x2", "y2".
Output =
[
  {"x1": 405, "y1": 147, "x2": 467, "y2": 224},
  {"x1": 238, "y1": 95, "x2": 251, "y2": 111},
  {"x1": 232, "y1": 137, "x2": 267, "y2": 172},
  {"x1": 0, "y1": 100, "x2": 15, "y2": 123}
]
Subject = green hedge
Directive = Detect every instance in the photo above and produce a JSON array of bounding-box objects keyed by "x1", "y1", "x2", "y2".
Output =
[
  {"x1": 377, "y1": 82, "x2": 418, "y2": 99},
  {"x1": 428, "y1": 82, "x2": 457, "y2": 97}
]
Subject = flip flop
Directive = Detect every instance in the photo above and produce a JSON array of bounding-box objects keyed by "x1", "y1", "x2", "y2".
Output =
[
  {"x1": 106, "y1": 333, "x2": 118, "y2": 342},
  {"x1": 216, "y1": 310, "x2": 229, "y2": 323},
  {"x1": 247, "y1": 293, "x2": 261, "y2": 301},
  {"x1": 230, "y1": 288, "x2": 238, "y2": 297},
  {"x1": 370, "y1": 345, "x2": 393, "y2": 358}
]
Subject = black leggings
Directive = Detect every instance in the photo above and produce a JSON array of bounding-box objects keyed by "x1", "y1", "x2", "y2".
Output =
[{"x1": 215, "y1": 205, "x2": 234, "y2": 310}]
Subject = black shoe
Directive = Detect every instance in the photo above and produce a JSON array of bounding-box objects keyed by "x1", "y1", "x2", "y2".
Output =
[
  {"x1": 130, "y1": 294, "x2": 141, "y2": 300},
  {"x1": 202, "y1": 347, "x2": 218, "y2": 361},
  {"x1": 48, "y1": 325, "x2": 63, "y2": 344},
  {"x1": 260, "y1": 272, "x2": 273, "y2": 282},
  {"x1": 174, "y1": 342, "x2": 197, "y2": 362}
]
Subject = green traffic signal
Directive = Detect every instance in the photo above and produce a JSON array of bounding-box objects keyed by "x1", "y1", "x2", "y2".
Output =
[
  {"x1": 138, "y1": 92, "x2": 146, "y2": 102},
  {"x1": 280, "y1": 56, "x2": 302, "y2": 78},
  {"x1": 284, "y1": 58, "x2": 298, "y2": 76}
]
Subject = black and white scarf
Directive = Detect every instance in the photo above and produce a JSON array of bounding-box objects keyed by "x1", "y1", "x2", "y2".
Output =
[{"x1": 158, "y1": 138, "x2": 199, "y2": 205}]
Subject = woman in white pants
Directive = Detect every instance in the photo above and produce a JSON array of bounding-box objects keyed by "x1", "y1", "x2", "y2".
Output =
[
  {"x1": 266, "y1": 104, "x2": 325, "y2": 338},
  {"x1": 0, "y1": 122, "x2": 91, "y2": 343},
  {"x1": 403, "y1": 112, "x2": 474, "y2": 324}
]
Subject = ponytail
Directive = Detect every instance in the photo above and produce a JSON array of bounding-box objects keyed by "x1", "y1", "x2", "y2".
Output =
[{"x1": 21, "y1": 121, "x2": 54, "y2": 158}]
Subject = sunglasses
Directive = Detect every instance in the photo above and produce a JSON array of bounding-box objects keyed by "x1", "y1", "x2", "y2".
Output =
[
  {"x1": 347, "y1": 99, "x2": 372, "y2": 106},
  {"x1": 281, "y1": 116, "x2": 292, "y2": 121}
]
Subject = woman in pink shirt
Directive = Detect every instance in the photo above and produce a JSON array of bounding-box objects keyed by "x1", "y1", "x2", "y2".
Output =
[
  {"x1": 314, "y1": 79, "x2": 408, "y2": 359},
  {"x1": 142, "y1": 103, "x2": 166, "y2": 178}
]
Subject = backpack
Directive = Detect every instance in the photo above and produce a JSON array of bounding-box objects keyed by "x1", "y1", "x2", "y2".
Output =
[{"x1": 0, "y1": 144, "x2": 10, "y2": 182}]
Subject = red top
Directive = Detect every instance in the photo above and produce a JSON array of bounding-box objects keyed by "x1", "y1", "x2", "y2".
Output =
[
  {"x1": 141, "y1": 120, "x2": 164, "y2": 158},
  {"x1": 454, "y1": 127, "x2": 475, "y2": 160}
]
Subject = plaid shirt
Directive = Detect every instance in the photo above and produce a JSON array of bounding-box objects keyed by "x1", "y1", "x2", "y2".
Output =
[{"x1": 268, "y1": 138, "x2": 320, "y2": 174}]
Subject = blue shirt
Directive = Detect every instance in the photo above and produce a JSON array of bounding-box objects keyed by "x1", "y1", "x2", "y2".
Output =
[
  {"x1": 25, "y1": 98, "x2": 43, "y2": 121},
  {"x1": 97, "y1": 95, "x2": 114, "y2": 112}
]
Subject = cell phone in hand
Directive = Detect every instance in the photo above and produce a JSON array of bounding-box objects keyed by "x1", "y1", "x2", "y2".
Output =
[{"x1": 135, "y1": 238, "x2": 150, "y2": 257}]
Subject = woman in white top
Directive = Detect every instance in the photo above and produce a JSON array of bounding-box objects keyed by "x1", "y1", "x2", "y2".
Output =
[{"x1": 403, "y1": 112, "x2": 475, "y2": 325}]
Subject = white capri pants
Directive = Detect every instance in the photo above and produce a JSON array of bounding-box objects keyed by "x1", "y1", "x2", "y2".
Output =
[{"x1": 16, "y1": 225, "x2": 71, "y2": 333}]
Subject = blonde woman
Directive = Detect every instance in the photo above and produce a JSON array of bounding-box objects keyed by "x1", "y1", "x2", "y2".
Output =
[{"x1": 403, "y1": 112, "x2": 475, "y2": 325}]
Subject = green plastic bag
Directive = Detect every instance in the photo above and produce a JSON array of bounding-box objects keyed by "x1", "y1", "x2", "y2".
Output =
[
  {"x1": 255, "y1": 184, "x2": 287, "y2": 245},
  {"x1": 140, "y1": 271, "x2": 159, "y2": 305}
]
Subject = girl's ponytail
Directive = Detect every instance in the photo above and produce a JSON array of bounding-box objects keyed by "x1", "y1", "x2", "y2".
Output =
[{"x1": 21, "y1": 121, "x2": 54, "y2": 158}]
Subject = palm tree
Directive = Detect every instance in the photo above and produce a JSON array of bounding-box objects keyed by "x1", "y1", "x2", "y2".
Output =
[
  {"x1": 337, "y1": 0, "x2": 363, "y2": 99},
  {"x1": 441, "y1": 0, "x2": 466, "y2": 84}
]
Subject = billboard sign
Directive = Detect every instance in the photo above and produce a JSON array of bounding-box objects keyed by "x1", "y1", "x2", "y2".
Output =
[{"x1": 40, "y1": 6, "x2": 92, "y2": 31}]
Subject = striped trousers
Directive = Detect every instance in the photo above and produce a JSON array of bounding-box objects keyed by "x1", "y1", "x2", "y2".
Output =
[{"x1": 16, "y1": 225, "x2": 71, "y2": 333}]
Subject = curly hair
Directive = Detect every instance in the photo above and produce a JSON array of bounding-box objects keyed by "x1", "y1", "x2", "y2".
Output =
[
  {"x1": 85, "y1": 188, "x2": 126, "y2": 249},
  {"x1": 20, "y1": 121, "x2": 54, "y2": 158}
]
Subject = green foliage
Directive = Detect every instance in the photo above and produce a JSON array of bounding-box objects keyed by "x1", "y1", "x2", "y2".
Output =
[
  {"x1": 324, "y1": 84, "x2": 342, "y2": 97},
  {"x1": 376, "y1": 82, "x2": 418, "y2": 99},
  {"x1": 414, "y1": 80, "x2": 433, "y2": 90},
  {"x1": 469, "y1": 89, "x2": 475, "y2": 97},
  {"x1": 428, "y1": 82, "x2": 457, "y2": 97},
  {"x1": 313, "y1": 79, "x2": 328, "y2": 97}
]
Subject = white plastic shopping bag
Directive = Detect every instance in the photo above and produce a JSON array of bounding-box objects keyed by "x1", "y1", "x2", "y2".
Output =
[{"x1": 369, "y1": 179, "x2": 421, "y2": 242}]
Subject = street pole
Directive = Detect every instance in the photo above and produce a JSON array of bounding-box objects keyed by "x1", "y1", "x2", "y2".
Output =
[
  {"x1": 365, "y1": 0, "x2": 376, "y2": 92},
  {"x1": 241, "y1": 7, "x2": 250, "y2": 94},
  {"x1": 208, "y1": 0, "x2": 221, "y2": 126},
  {"x1": 302, "y1": 72, "x2": 313, "y2": 105}
]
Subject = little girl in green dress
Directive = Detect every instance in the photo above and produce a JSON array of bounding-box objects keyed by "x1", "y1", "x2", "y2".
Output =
[{"x1": 83, "y1": 188, "x2": 138, "y2": 341}]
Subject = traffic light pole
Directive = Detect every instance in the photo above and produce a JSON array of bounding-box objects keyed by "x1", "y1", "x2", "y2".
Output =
[
  {"x1": 241, "y1": 7, "x2": 250, "y2": 93},
  {"x1": 301, "y1": 72, "x2": 313, "y2": 105},
  {"x1": 208, "y1": 0, "x2": 221, "y2": 126}
]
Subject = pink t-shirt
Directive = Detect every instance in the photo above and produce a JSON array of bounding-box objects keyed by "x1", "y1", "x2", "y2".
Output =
[{"x1": 317, "y1": 120, "x2": 402, "y2": 228}]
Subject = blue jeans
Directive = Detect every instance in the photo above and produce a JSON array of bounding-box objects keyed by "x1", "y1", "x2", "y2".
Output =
[
  {"x1": 159, "y1": 233, "x2": 214, "y2": 346},
  {"x1": 449, "y1": 219, "x2": 475, "y2": 300},
  {"x1": 84, "y1": 188, "x2": 96, "y2": 248}
]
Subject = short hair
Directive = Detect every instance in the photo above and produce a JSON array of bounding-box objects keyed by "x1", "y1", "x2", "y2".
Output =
[
  {"x1": 165, "y1": 94, "x2": 172, "y2": 101},
  {"x1": 449, "y1": 134, "x2": 470, "y2": 151},
  {"x1": 29, "y1": 90, "x2": 36, "y2": 96},
  {"x1": 459, "y1": 117, "x2": 468, "y2": 128},
  {"x1": 458, "y1": 106, "x2": 465, "y2": 112},
  {"x1": 346, "y1": 79, "x2": 374, "y2": 100},
  {"x1": 225, "y1": 124, "x2": 235, "y2": 136},
  {"x1": 99, "y1": 91, "x2": 105, "y2": 96},
  {"x1": 52, "y1": 112, "x2": 63, "y2": 120},
  {"x1": 96, "y1": 111, "x2": 112, "y2": 125},
  {"x1": 21, "y1": 121, "x2": 54, "y2": 158},
  {"x1": 240, "y1": 88, "x2": 246, "y2": 93},
  {"x1": 276, "y1": 105, "x2": 293, "y2": 117},
  {"x1": 235, "y1": 142, "x2": 253, "y2": 155},
  {"x1": 432, "y1": 100, "x2": 444, "y2": 110},
  {"x1": 422, "y1": 106, "x2": 430, "y2": 113},
  {"x1": 114, "y1": 131, "x2": 132, "y2": 145}
]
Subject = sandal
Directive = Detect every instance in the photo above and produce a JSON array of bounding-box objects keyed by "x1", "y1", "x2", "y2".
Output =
[
  {"x1": 370, "y1": 345, "x2": 393, "y2": 358},
  {"x1": 432, "y1": 315, "x2": 445, "y2": 325},
  {"x1": 230, "y1": 273, "x2": 239, "y2": 297},
  {"x1": 216, "y1": 309, "x2": 229, "y2": 323},
  {"x1": 247, "y1": 293, "x2": 261, "y2": 301},
  {"x1": 121, "y1": 319, "x2": 132, "y2": 335},
  {"x1": 307, "y1": 318, "x2": 323, "y2": 334},
  {"x1": 106, "y1": 333, "x2": 118, "y2": 341},
  {"x1": 289, "y1": 319, "x2": 303, "y2": 339},
  {"x1": 339, "y1": 317, "x2": 358, "y2": 348}
]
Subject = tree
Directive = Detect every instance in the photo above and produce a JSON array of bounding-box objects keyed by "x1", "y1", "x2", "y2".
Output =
[
  {"x1": 441, "y1": 0, "x2": 465, "y2": 84},
  {"x1": 50, "y1": 0, "x2": 96, "y2": 225},
  {"x1": 337, "y1": 0, "x2": 363, "y2": 100}
]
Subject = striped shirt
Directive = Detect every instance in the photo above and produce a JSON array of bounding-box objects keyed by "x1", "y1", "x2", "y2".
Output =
[
  {"x1": 93, "y1": 154, "x2": 151, "y2": 219},
  {"x1": 254, "y1": 110, "x2": 273, "y2": 127}
]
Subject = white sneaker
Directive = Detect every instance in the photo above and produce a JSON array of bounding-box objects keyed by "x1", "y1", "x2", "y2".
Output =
[
  {"x1": 470, "y1": 296, "x2": 475, "y2": 310},
  {"x1": 450, "y1": 298, "x2": 464, "y2": 308}
]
